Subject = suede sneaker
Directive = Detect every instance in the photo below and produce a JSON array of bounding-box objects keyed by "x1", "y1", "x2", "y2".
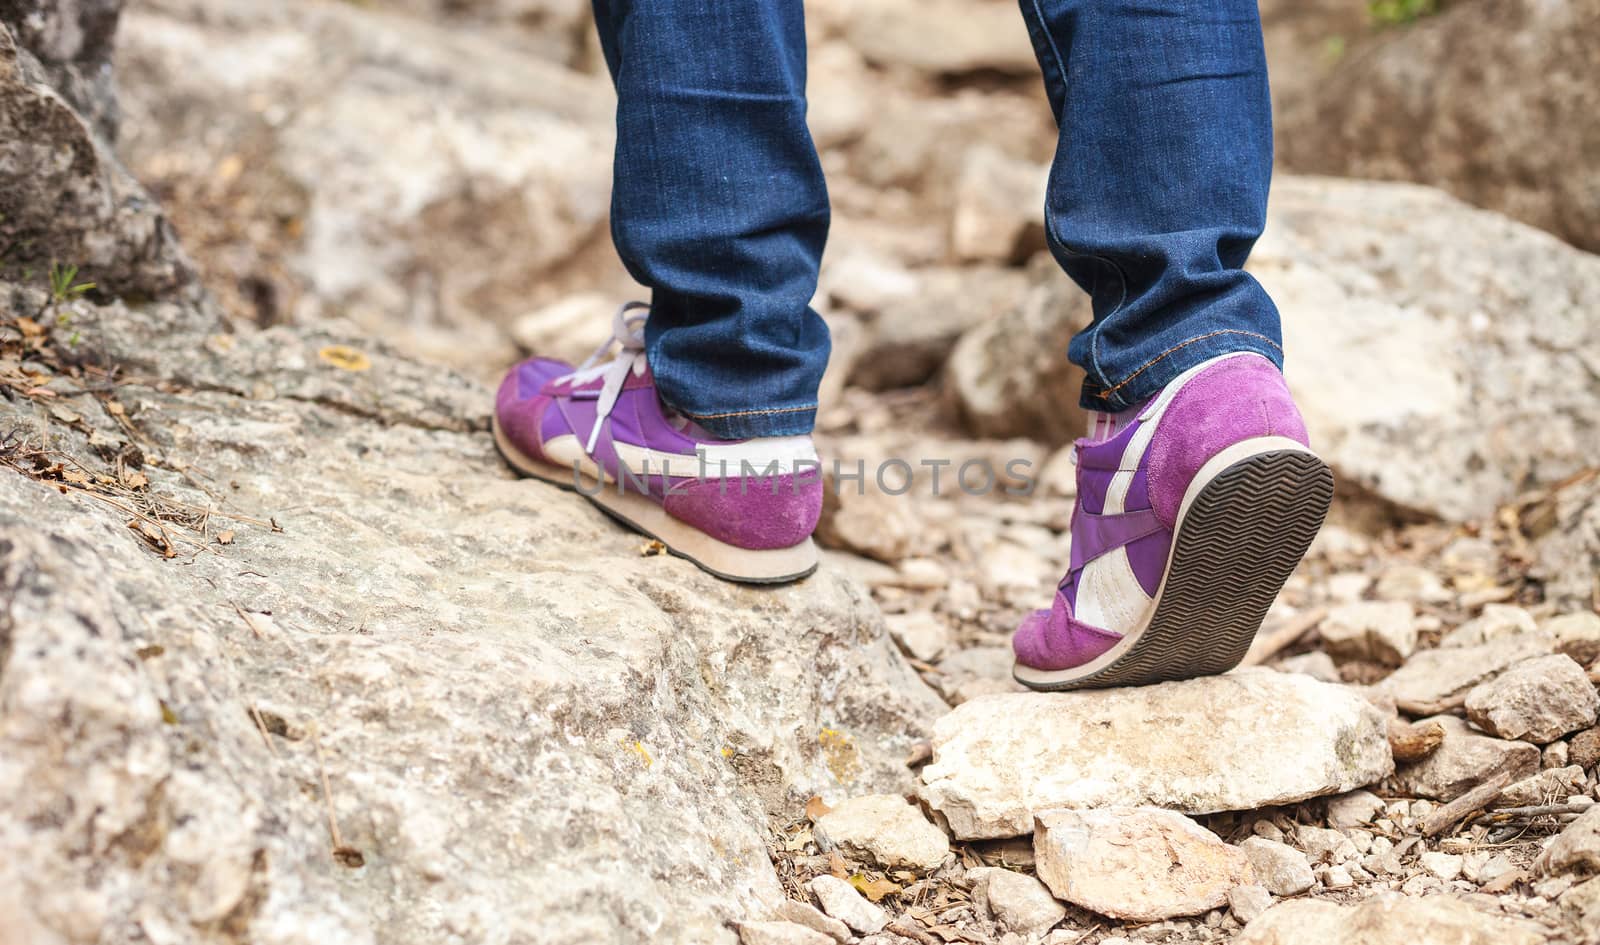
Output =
[
  {"x1": 1012, "y1": 353, "x2": 1333, "y2": 690},
  {"x1": 492, "y1": 302, "x2": 823, "y2": 583}
]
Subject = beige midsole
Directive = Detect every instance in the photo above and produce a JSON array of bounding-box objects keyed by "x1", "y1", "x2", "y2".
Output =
[
  {"x1": 492, "y1": 417, "x2": 818, "y2": 581},
  {"x1": 1012, "y1": 436, "x2": 1314, "y2": 686}
]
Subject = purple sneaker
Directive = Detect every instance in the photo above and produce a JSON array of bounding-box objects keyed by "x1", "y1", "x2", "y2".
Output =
[
  {"x1": 492, "y1": 302, "x2": 822, "y2": 583},
  {"x1": 1012, "y1": 353, "x2": 1334, "y2": 690}
]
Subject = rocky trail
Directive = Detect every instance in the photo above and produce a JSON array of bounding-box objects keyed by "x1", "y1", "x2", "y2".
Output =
[{"x1": 3, "y1": 1, "x2": 1599, "y2": 944}]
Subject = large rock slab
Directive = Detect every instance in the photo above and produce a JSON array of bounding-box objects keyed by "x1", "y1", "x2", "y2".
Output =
[
  {"x1": 1034, "y1": 807, "x2": 1253, "y2": 922},
  {"x1": 0, "y1": 318, "x2": 944, "y2": 944},
  {"x1": 918, "y1": 670, "x2": 1393, "y2": 839},
  {"x1": 1254, "y1": 177, "x2": 1600, "y2": 520},
  {"x1": 1275, "y1": 0, "x2": 1600, "y2": 254},
  {"x1": 116, "y1": 0, "x2": 617, "y2": 372},
  {"x1": 1236, "y1": 895, "x2": 1545, "y2": 945}
]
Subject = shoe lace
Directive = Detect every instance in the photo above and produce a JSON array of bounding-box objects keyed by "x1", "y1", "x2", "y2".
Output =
[{"x1": 554, "y1": 301, "x2": 650, "y2": 454}]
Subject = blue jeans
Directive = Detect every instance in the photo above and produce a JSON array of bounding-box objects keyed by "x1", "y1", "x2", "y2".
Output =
[{"x1": 592, "y1": 0, "x2": 1280, "y2": 438}]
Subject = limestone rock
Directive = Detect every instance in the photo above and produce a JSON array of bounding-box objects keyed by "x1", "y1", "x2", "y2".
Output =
[
  {"x1": 1227, "y1": 885, "x2": 1273, "y2": 925},
  {"x1": 968, "y1": 867, "x2": 1066, "y2": 938},
  {"x1": 845, "y1": 0, "x2": 1036, "y2": 76},
  {"x1": 1319, "y1": 601, "x2": 1417, "y2": 666},
  {"x1": 1539, "y1": 806, "x2": 1600, "y2": 877},
  {"x1": 1274, "y1": 651, "x2": 1341, "y2": 683},
  {"x1": 1325, "y1": 790, "x2": 1385, "y2": 829},
  {"x1": 945, "y1": 268, "x2": 1091, "y2": 447},
  {"x1": 928, "y1": 645, "x2": 1026, "y2": 706},
  {"x1": 1572, "y1": 727, "x2": 1600, "y2": 771},
  {"x1": 918, "y1": 670, "x2": 1393, "y2": 839},
  {"x1": 1547, "y1": 612, "x2": 1600, "y2": 667},
  {"x1": 1394, "y1": 716, "x2": 1541, "y2": 802},
  {"x1": 815, "y1": 475, "x2": 919, "y2": 565},
  {"x1": 1501, "y1": 766, "x2": 1588, "y2": 808},
  {"x1": 1275, "y1": 0, "x2": 1600, "y2": 255},
  {"x1": 950, "y1": 146, "x2": 1047, "y2": 264},
  {"x1": 1441, "y1": 604, "x2": 1539, "y2": 648},
  {"x1": 849, "y1": 266, "x2": 1030, "y2": 390},
  {"x1": 738, "y1": 921, "x2": 836, "y2": 945},
  {"x1": 1465, "y1": 654, "x2": 1599, "y2": 744},
  {"x1": 776, "y1": 901, "x2": 849, "y2": 944},
  {"x1": 1376, "y1": 633, "x2": 1554, "y2": 715},
  {"x1": 1238, "y1": 838, "x2": 1315, "y2": 897},
  {"x1": 118, "y1": 0, "x2": 616, "y2": 371},
  {"x1": 885, "y1": 612, "x2": 952, "y2": 663},
  {"x1": 808, "y1": 875, "x2": 888, "y2": 935},
  {"x1": 509, "y1": 293, "x2": 616, "y2": 368},
  {"x1": 1033, "y1": 807, "x2": 1253, "y2": 922},
  {"x1": 812, "y1": 795, "x2": 950, "y2": 872},
  {"x1": 0, "y1": 313, "x2": 945, "y2": 945},
  {"x1": 1236, "y1": 895, "x2": 1544, "y2": 945},
  {"x1": 1255, "y1": 177, "x2": 1600, "y2": 520},
  {"x1": 1529, "y1": 476, "x2": 1600, "y2": 609}
]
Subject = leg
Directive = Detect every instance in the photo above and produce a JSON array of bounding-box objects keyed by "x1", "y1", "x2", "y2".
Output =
[
  {"x1": 1017, "y1": 0, "x2": 1279, "y2": 412},
  {"x1": 1010, "y1": 1, "x2": 1333, "y2": 689},
  {"x1": 590, "y1": 0, "x2": 830, "y2": 438}
]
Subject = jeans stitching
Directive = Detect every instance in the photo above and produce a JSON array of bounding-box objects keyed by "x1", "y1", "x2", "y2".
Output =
[
  {"x1": 1086, "y1": 329, "x2": 1282, "y2": 398},
  {"x1": 681, "y1": 403, "x2": 816, "y2": 421}
]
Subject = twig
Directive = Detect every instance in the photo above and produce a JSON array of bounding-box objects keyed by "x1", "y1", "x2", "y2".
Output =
[
  {"x1": 1242, "y1": 606, "x2": 1328, "y2": 666},
  {"x1": 1419, "y1": 770, "x2": 1511, "y2": 837},
  {"x1": 249, "y1": 705, "x2": 279, "y2": 759},
  {"x1": 311, "y1": 724, "x2": 346, "y2": 853},
  {"x1": 886, "y1": 920, "x2": 941, "y2": 945},
  {"x1": 1473, "y1": 800, "x2": 1593, "y2": 827}
]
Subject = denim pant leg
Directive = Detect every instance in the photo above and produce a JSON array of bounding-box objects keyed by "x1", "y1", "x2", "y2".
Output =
[
  {"x1": 1016, "y1": 0, "x2": 1283, "y2": 413},
  {"x1": 591, "y1": 0, "x2": 830, "y2": 438}
]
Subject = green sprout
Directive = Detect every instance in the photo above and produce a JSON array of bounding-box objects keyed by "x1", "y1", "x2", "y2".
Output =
[
  {"x1": 1369, "y1": 0, "x2": 1438, "y2": 27},
  {"x1": 48, "y1": 262, "x2": 96, "y2": 304}
]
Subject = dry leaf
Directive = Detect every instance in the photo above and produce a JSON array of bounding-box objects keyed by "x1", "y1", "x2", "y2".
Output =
[
  {"x1": 640, "y1": 539, "x2": 668, "y2": 557},
  {"x1": 804, "y1": 795, "x2": 832, "y2": 822},
  {"x1": 123, "y1": 470, "x2": 149, "y2": 489},
  {"x1": 15, "y1": 317, "x2": 43, "y2": 338},
  {"x1": 49, "y1": 405, "x2": 81, "y2": 424},
  {"x1": 105, "y1": 400, "x2": 126, "y2": 416},
  {"x1": 827, "y1": 852, "x2": 850, "y2": 878},
  {"x1": 317, "y1": 345, "x2": 372, "y2": 372},
  {"x1": 61, "y1": 468, "x2": 90, "y2": 485},
  {"x1": 848, "y1": 873, "x2": 901, "y2": 902},
  {"x1": 217, "y1": 529, "x2": 236, "y2": 545}
]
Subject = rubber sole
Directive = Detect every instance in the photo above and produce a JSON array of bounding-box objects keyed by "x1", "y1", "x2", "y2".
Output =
[
  {"x1": 491, "y1": 416, "x2": 819, "y2": 585},
  {"x1": 1013, "y1": 444, "x2": 1334, "y2": 691}
]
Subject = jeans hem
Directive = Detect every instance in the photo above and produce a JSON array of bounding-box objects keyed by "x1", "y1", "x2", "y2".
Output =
[
  {"x1": 677, "y1": 403, "x2": 817, "y2": 439},
  {"x1": 1080, "y1": 328, "x2": 1284, "y2": 413}
]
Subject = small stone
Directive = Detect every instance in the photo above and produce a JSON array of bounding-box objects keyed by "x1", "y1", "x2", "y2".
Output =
[
  {"x1": 1251, "y1": 820, "x2": 1286, "y2": 843},
  {"x1": 1374, "y1": 564, "x2": 1450, "y2": 603},
  {"x1": 1275, "y1": 651, "x2": 1341, "y2": 683},
  {"x1": 1378, "y1": 634, "x2": 1554, "y2": 715},
  {"x1": 1033, "y1": 807, "x2": 1253, "y2": 921},
  {"x1": 1238, "y1": 838, "x2": 1315, "y2": 896},
  {"x1": 1318, "y1": 865, "x2": 1354, "y2": 889},
  {"x1": 884, "y1": 613, "x2": 951, "y2": 663},
  {"x1": 1325, "y1": 572, "x2": 1372, "y2": 604},
  {"x1": 1471, "y1": 853, "x2": 1516, "y2": 887},
  {"x1": 1420, "y1": 851, "x2": 1464, "y2": 882},
  {"x1": 1326, "y1": 790, "x2": 1385, "y2": 828},
  {"x1": 1465, "y1": 654, "x2": 1599, "y2": 744},
  {"x1": 1319, "y1": 601, "x2": 1417, "y2": 665},
  {"x1": 968, "y1": 867, "x2": 1067, "y2": 937},
  {"x1": 1442, "y1": 604, "x2": 1539, "y2": 648},
  {"x1": 919, "y1": 671, "x2": 1393, "y2": 839},
  {"x1": 808, "y1": 875, "x2": 888, "y2": 935},
  {"x1": 815, "y1": 479, "x2": 918, "y2": 565},
  {"x1": 1561, "y1": 876, "x2": 1600, "y2": 940},
  {"x1": 1234, "y1": 896, "x2": 1545, "y2": 945},
  {"x1": 1571, "y1": 727, "x2": 1600, "y2": 770},
  {"x1": 777, "y1": 900, "x2": 850, "y2": 943},
  {"x1": 812, "y1": 795, "x2": 950, "y2": 872},
  {"x1": 1536, "y1": 805, "x2": 1600, "y2": 877},
  {"x1": 950, "y1": 146, "x2": 1047, "y2": 263},
  {"x1": 1227, "y1": 885, "x2": 1273, "y2": 924},
  {"x1": 1394, "y1": 716, "x2": 1540, "y2": 801},
  {"x1": 509, "y1": 293, "x2": 615, "y2": 366},
  {"x1": 1295, "y1": 825, "x2": 1358, "y2": 865},
  {"x1": 738, "y1": 920, "x2": 836, "y2": 945},
  {"x1": 1500, "y1": 766, "x2": 1587, "y2": 807},
  {"x1": 1546, "y1": 740, "x2": 1571, "y2": 769},
  {"x1": 1546, "y1": 612, "x2": 1600, "y2": 666},
  {"x1": 892, "y1": 558, "x2": 948, "y2": 591},
  {"x1": 1399, "y1": 873, "x2": 1440, "y2": 896}
]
